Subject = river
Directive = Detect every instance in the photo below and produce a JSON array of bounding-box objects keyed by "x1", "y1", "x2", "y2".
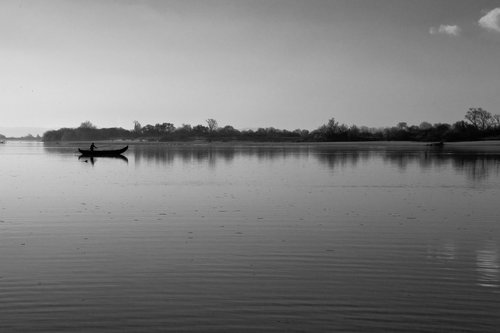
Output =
[{"x1": 1, "y1": 141, "x2": 499, "y2": 332}]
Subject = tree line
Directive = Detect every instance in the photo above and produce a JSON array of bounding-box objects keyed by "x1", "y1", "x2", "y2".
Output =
[{"x1": 42, "y1": 108, "x2": 500, "y2": 142}]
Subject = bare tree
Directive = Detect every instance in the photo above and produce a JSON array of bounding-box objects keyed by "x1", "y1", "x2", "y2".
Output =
[
  {"x1": 465, "y1": 108, "x2": 493, "y2": 130},
  {"x1": 206, "y1": 119, "x2": 218, "y2": 133},
  {"x1": 133, "y1": 120, "x2": 142, "y2": 133}
]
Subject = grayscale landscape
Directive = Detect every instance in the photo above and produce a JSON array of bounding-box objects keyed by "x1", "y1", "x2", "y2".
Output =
[{"x1": 1, "y1": 1, "x2": 499, "y2": 332}]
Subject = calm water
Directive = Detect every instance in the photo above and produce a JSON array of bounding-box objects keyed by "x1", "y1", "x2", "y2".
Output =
[{"x1": 1, "y1": 141, "x2": 499, "y2": 332}]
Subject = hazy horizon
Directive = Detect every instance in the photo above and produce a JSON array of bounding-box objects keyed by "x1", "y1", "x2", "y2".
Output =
[
  {"x1": 0, "y1": 109, "x2": 492, "y2": 138},
  {"x1": 2, "y1": 0, "x2": 500, "y2": 135}
]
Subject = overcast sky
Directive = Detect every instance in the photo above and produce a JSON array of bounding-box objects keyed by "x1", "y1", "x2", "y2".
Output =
[{"x1": 1, "y1": 0, "x2": 500, "y2": 136}]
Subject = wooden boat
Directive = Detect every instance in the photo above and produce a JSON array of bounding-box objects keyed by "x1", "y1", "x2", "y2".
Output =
[{"x1": 78, "y1": 145, "x2": 128, "y2": 156}]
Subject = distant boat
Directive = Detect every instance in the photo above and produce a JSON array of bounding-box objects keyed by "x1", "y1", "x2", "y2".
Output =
[
  {"x1": 78, "y1": 145, "x2": 128, "y2": 156},
  {"x1": 427, "y1": 141, "x2": 444, "y2": 147}
]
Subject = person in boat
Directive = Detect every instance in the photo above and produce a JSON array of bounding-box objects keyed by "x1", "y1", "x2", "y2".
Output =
[{"x1": 89, "y1": 142, "x2": 97, "y2": 151}]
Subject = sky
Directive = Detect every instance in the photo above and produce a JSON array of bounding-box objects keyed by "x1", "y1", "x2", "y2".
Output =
[{"x1": 1, "y1": 0, "x2": 500, "y2": 136}]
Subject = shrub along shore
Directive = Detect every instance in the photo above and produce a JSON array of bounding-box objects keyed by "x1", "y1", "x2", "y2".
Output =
[{"x1": 42, "y1": 108, "x2": 500, "y2": 143}]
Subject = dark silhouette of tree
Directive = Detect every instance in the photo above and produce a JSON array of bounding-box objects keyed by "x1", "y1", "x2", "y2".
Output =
[
  {"x1": 419, "y1": 122, "x2": 432, "y2": 130},
  {"x1": 79, "y1": 121, "x2": 97, "y2": 129},
  {"x1": 397, "y1": 122, "x2": 408, "y2": 130},
  {"x1": 218, "y1": 125, "x2": 239, "y2": 138},
  {"x1": 205, "y1": 119, "x2": 218, "y2": 141},
  {"x1": 493, "y1": 114, "x2": 500, "y2": 128},
  {"x1": 133, "y1": 120, "x2": 142, "y2": 133},
  {"x1": 465, "y1": 108, "x2": 493, "y2": 131},
  {"x1": 206, "y1": 119, "x2": 218, "y2": 133},
  {"x1": 154, "y1": 123, "x2": 175, "y2": 137},
  {"x1": 41, "y1": 108, "x2": 500, "y2": 143},
  {"x1": 193, "y1": 124, "x2": 208, "y2": 136},
  {"x1": 316, "y1": 118, "x2": 339, "y2": 140}
]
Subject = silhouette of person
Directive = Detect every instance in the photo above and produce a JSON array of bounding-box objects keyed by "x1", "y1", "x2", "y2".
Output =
[{"x1": 90, "y1": 142, "x2": 97, "y2": 151}]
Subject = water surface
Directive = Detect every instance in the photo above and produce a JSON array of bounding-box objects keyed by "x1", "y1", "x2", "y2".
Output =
[{"x1": 1, "y1": 141, "x2": 499, "y2": 332}]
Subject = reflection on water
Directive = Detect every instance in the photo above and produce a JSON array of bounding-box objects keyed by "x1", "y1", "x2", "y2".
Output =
[
  {"x1": 433, "y1": 240, "x2": 457, "y2": 261},
  {"x1": 131, "y1": 144, "x2": 313, "y2": 167},
  {"x1": 78, "y1": 155, "x2": 128, "y2": 165},
  {"x1": 426, "y1": 239, "x2": 500, "y2": 289},
  {"x1": 41, "y1": 141, "x2": 500, "y2": 183},
  {"x1": 1, "y1": 141, "x2": 498, "y2": 332},
  {"x1": 476, "y1": 241, "x2": 499, "y2": 288},
  {"x1": 125, "y1": 142, "x2": 500, "y2": 182}
]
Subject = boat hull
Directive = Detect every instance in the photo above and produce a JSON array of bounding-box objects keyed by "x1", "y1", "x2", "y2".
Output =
[{"x1": 78, "y1": 146, "x2": 128, "y2": 156}]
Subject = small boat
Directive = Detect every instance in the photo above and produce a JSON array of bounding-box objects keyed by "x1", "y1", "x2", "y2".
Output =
[
  {"x1": 78, "y1": 145, "x2": 128, "y2": 156},
  {"x1": 427, "y1": 141, "x2": 444, "y2": 147}
]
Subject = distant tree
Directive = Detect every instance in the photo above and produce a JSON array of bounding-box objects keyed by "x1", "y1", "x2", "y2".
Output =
[
  {"x1": 348, "y1": 125, "x2": 360, "y2": 140},
  {"x1": 180, "y1": 124, "x2": 192, "y2": 131},
  {"x1": 42, "y1": 112, "x2": 500, "y2": 143},
  {"x1": 397, "y1": 122, "x2": 408, "y2": 130},
  {"x1": 171, "y1": 124, "x2": 193, "y2": 139},
  {"x1": 293, "y1": 129, "x2": 309, "y2": 137},
  {"x1": 79, "y1": 121, "x2": 97, "y2": 129},
  {"x1": 338, "y1": 124, "x2": 349, "y2": 136},
  {"x1": 165, "y1": 123, "x2": 175, "y2": 133},
  {"x1": 153, "y1": 123, "x2": 175, "y2": 136},
  {"x1": 465, "y1": 108, "x2": 492, "y2": 131},
  {"x1": 493, "y1": 114, "x2": 500, "y2": 128},
  {"x1": 218, "y1": 125, "x2": 239, "y2": 137},
  {"x1": 192, "y1": 124, "x2": 208, "y2": 135},
  {"x1": 142, "y1": 124, "x2": 155, "y2": 136},
  {"x1": 451, "y1": 120, "x2": 468, "y2": 132},
  {"x1": 419, "y1": 121, "x2": 432, "y2": 130},
  {"x1": 255, "y1": 128, "x2": 267, "y2": 137},
  {"x1": 448, "y1": 120, "x2": 475, "y2": 141},
  {"x1": 61, "y1": 129, "x2": 78, "y2": 141},
  {"x1": 319, "y1": 118, "x2": 339, "y2": 139},
  {"x1": 326, "y1": 118, "x2": 339, "y2": 132},
  {"x1": 434, "y1": 123, "x2": 451, "y2": 131},
  {"x1": 206, "y1": 119, "x2": 218, "y2": 133},
  {"x1": 133, "y1": 120, "x2": 142, "y2": 133}
]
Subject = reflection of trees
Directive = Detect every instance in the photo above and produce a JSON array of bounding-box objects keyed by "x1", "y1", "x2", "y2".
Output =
[
  {"x1": 43, "y1": 142, "x2": 500, "y2": 182},
  {"x1": 132, "y1": 145, "x2": 313, "y2": 165},
  {"x1": 134, "y1": 146, "x2": 228, "y2": 166},
  {"x1": 383, "y1": 150, "x2": 446, "y2": 171},
  {"x1": 113, "y1": 144, "x2": 500, "y2": 182},
  {"x1": 313, "y1": 149, "x2": 367, "y2": 170},
  {"x1": 314, "y1": 145, "x2": 500, "y2": 182},
  {"x1": 380, "y1": 150, "x2": 500, "y2": 181},
  {"x1": 451, "y1": 154, "x2": 500, "y2": 182}
]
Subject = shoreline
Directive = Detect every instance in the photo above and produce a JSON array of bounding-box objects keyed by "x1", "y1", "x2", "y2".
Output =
[{"x1": 5, "y1": 139, "x2": 500, "y2": 146}]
